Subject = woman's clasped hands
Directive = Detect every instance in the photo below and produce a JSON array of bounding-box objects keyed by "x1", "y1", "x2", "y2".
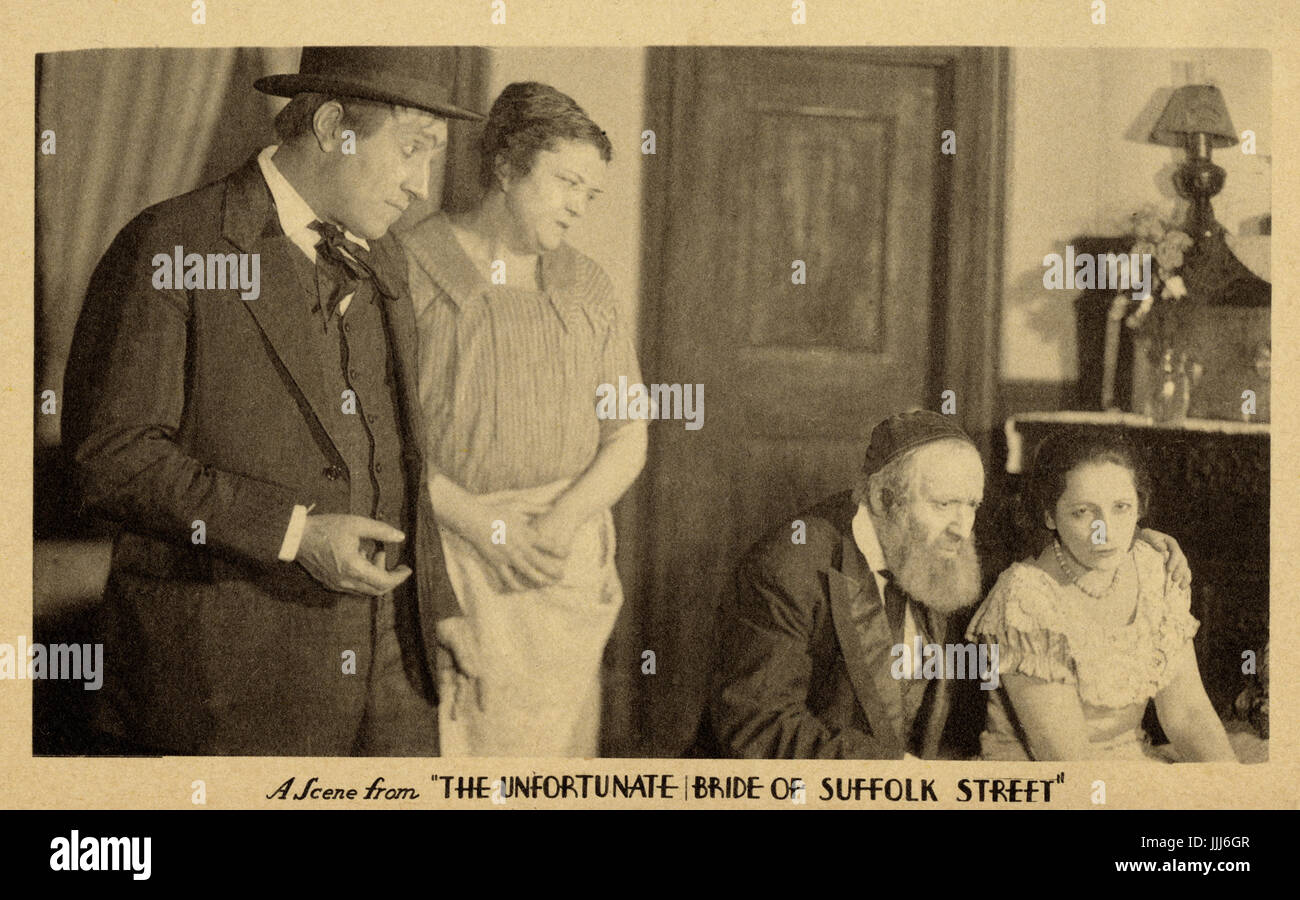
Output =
[{"x1": 464, "y1": 495, "x2": 584, "y2": 592}]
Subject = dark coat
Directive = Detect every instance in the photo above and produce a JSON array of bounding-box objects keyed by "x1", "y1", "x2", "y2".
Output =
[
  {"x1": 62, "y1": 156, "x2": 458, "y2": 755},
  {"x1": 709, "y1": 491, "x2": 958, "y2": 759}
]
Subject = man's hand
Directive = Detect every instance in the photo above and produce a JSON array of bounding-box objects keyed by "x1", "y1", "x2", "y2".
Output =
[
  {"x1": 436, "y1": 616, "x2": 485, "y2": 719},
  {"x1": 296, "y1": 514, "x2": 412, "y2": 595},
  {"x1": 1138, "y1": 527, "x2": 1192, "y2": 590}
]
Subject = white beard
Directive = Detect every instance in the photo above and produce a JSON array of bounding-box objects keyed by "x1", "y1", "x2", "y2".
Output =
[{"x1": 881, "y1": 513, "x2": 982, "y2": 614}]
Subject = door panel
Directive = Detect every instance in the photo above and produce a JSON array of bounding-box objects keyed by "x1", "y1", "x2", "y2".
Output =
[{"x1": 639, "y1": 48, "x2": 950, "y2": 754}]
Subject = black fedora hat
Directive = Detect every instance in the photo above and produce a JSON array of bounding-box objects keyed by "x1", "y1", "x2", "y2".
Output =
[{"x1": 254, "y1": 46, "x2": 485, "y2": 122}]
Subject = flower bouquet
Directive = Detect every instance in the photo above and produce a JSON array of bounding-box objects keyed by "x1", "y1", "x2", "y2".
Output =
[
  {"x1": 1113, "y1": 208, "x2": 1201, "y2": 422},
  {"x1": 1119, "y1": 207, "x2": 1195, "y2": 347}
]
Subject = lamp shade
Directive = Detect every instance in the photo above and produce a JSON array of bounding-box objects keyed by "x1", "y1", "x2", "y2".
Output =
[{"x1": 1150, "y1": 84, "x2": 1238, "y2": 148}]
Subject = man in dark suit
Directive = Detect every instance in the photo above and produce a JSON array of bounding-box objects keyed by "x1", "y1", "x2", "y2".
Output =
[
  {"x1": 710, "y1": 412, "x2": 986, "y2": 760},
  {"x1": 61, "y1": 47, "x2": 483, "y2": 755}
]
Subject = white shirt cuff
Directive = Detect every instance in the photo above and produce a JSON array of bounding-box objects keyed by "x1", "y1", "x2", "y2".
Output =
[{"x1": 278, "y1": 504, "x2": 310, "y2": 562}]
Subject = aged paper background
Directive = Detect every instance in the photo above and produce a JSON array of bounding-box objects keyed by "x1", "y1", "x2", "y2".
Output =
[{"x1": 1, "y1": 0, "x2": 1294, "y2": 809}]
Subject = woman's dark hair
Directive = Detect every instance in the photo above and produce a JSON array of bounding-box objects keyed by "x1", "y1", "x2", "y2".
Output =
[
  {"x1": 479, "y1": 82, "x2": 612, "y2": 188},
  {"x1": 1022, "y1": 429, "x2": 1151, "y2": 549}
]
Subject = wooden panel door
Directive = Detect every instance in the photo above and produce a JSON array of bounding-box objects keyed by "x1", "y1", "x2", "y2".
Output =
[{"x1": 635, "y1": 48, "x2": 963, "y2": 755}]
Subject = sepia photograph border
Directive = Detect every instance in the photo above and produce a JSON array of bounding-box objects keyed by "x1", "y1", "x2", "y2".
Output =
[{"x1": 2, "y1": 0, "x2": 1296, "y2": 810}]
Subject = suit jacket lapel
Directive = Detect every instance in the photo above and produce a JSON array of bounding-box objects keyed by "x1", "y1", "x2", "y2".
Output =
[
  {"x1": 369, "y1": 239, "x2": 461, "y2": 682},
  {"x1": 825, "y1": 534, "x2": 906, "y2": 755},
  {"x1": 222, "y1": 156, "x2": 343, "y2": 458},
  {"x1": 914, "y1": 606, "x2": 954, "y2": 759},
  {"x1": 368, "y1": 235, "x2": 424, "y2": 462}
]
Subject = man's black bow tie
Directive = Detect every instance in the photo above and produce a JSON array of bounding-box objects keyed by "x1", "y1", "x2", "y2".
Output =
[{"x1": 309, "y1": 220, "x2": 391, "y2": 320}]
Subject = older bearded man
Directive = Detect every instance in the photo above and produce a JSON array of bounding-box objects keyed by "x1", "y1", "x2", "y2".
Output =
[{"x1": 709, "y1": 410, "x2": 1187, "y2": 760}]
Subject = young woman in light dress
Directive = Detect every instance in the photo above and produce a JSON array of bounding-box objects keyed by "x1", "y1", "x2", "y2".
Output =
[{"x1": 967, "y1": 431, "x2": 1235, "y2": 762}]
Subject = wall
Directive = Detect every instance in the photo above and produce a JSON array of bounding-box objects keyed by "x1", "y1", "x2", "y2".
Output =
[
  {"x1": 1001, "y1": 47, "x2": 1272, "y2": 385},
  {"x1": 483, "y1": 47, "x2": 1273, "y2": 396}
]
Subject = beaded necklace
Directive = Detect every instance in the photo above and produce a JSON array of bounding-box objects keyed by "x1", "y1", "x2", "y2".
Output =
[{"x1": 1052, "y1": 538, "x2": 1121, "y2": 600}]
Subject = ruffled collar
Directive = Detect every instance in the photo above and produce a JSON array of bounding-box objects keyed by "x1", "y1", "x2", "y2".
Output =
[{"x1": 987, "y1": 542, "x2": 1196, "y2": 708}]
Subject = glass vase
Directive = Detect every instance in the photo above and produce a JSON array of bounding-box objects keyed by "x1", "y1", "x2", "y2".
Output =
[{"x1": 1143, "y1": 348, "x2": 1192, "y2": 424}]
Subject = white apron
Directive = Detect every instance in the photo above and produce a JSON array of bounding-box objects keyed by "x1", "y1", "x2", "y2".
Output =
[{"x1": 436, "y1": 480, "x2": 624, "y2": 757}]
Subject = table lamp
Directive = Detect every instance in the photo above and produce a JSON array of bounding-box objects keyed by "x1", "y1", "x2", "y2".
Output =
[{"x1": 1150, "y1": 84, "x2": 1238, "y2": 244}]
